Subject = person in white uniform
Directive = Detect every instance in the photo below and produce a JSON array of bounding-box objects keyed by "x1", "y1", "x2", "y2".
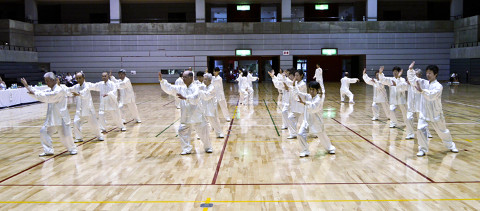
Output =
[
  {"x1": 158, "y1": 71, "x2": 212, "y2": 155},
  {"x1": 297, "y1": 81, "x2": 336, "y2": 157},
  {"x1": 407, "y1": 62, "x2": 458, "y2": 157},
  {"x1": 213, "y1": 67, "x2": 231, "y2": 122},
  {"x1": 69, "y1": 72, "x2": 104, "y2": 143},
  {"x1": 0, "y1": 76, "x2": 6, "y2": 90},
  {"x1": 110, "y1": 69, "x2": 141, "y2": 123},
  {"x1": 174, "y1": 72, "x2": 185, "y2": 109},
  {"x1": 379, "y1": 67, "x2": 414, "y2": 139},
  {"x1": 194, "y1": 71, "x2": 205, "y2": 86},
  {"x1": 340, "y1": 72, "x2": 359, "y2": 103},
  {"x1": 363, "y1": 68, "x2": 389, "y2": 121},
  {"x1": 236, "y1": 70, "x2": 250, "y2": 105},
  {"x1": 21, "y1": 73, "x2": 77, "y2": 156},
  {"x1": 406, "y1": 68, "x2": 432, "y2": 139},
  {"x1": 90, "y1": 72, "x2": 126, "y2": 132},
  {"x1": 246, "y1": 70, "x2": 259, "y2": 104},
  {"x1": 269, "y1": 69, "x2": 290, "y2": 130},
  {"x1": 313, "y1": 64, "x2": 325, "y2": 93},
  {"x1": 200, "y1": 73, "x2": 225, "y2": 138},
  {"x1": 286, "y1": 69, "x2": 307, "y2": 139}
]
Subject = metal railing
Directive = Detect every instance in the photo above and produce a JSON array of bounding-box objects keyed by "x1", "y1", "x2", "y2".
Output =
[
  {"x1": 451, "y1": 42, "x2": 480, "y2": 48},
  {"x1": 0, "y1": 44, "x2": 37, "y2": 52}
]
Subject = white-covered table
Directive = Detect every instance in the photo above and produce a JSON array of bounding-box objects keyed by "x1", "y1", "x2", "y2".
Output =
[{"x1": 0, "y1": 86, "x2": 49, "y2": 108}]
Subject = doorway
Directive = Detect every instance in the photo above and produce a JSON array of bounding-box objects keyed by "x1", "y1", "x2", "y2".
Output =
[
  {"x1": 293, "y1": 55, "x2": 365, "y2": 82},
  {"x1": 207, "y1": 56, "x2": 280, "y2": 82}
]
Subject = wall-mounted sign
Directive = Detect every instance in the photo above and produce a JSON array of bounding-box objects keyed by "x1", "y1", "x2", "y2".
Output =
[
  {"x1": 237, "y1": 5, "x2": 250, "y2": 11},
  {"x1": 315, "y1": 4, "x2": 329, "y2": 10},
  {"x1": 321, "y1": 48, "x2": 338, "y2": 56},
  {"x1": 283, "y1": 50, "x2": 290, "y2": 55},
  {"x1": 236, "y1": 49, "x2": 252, "y2": 56}
]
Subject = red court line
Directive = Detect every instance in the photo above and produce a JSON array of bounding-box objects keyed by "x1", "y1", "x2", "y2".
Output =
[
  {"x1": 332, "y1": 118, "x2": 435, "y2": 183},
  {"x1": 211, "y1": 100, "x2": 239, "y2": 185},
  {"x1": 0, "y1": 120, "x2": 135, "y2": 184},
  {"x1": 2, "y1": 181, "x2": 480, "y2": 187}
]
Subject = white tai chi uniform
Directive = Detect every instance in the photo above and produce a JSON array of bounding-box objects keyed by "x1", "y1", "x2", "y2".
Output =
[
  {"x1": 200, "y1": 83, "x2": 224, "y2": 137},
  {"x1": 379, "y1": 74, "x2": 413, "y2": 136},
  {"x1": 314, "y1": 67, "x2": 325, "y2": 93},
  {"x1": 340, "y1": 77, "x2": 358, "y2": 103},
  {"x1": 407, "y1": 70, "x2": 456, "y2": 154},
  {"x1": 90, "y1": 80, "x2": 125, "y2": 131},
  {"x1": 110, "y1": 76, "x2": 141, "y2": 122},
  {"x1": 297, "y1": 93, "x2": 335, "y2": 155},
  {"x1": 213, "y1": 75, "x2": 231, "y2": 121},
  {"x1": 363, "y1": 73, "x2": 389, "y2": 120},
  {"x1": 30, "y1": 85, "x2": 77, "y2": 154},
  {"x1": 174, "y1": 77, "x2": 185, "y2": 109},
  {"x1": 407, "y1": 81, "x2": 432, "y2": 138},
  {"x1": 236, "y1": 75, "x2": 250, "y2": 105},
  {"x1": 287, "y1": 80, "x2": 307, "y2": 137},
  {"x1": 159, "y1": 79, "x2": 212, "y2": 153},
  {"x1": 272, "y1": 74, "x2": 290, "y2": 129},
  {"x1": 246, "y1": 72, "x2": 258, "y2": 103},
  {"x1": 69, "y1": 82, "x2": 104, "y2": 141}
]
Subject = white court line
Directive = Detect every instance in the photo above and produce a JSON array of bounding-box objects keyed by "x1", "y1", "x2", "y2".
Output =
[{"x1": 445, "y1": 100, "x2": 480, "y2": 109}]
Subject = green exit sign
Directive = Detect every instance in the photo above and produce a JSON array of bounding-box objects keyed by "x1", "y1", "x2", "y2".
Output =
[
  {"x1": 237, "y1": 5, "x2": 250, "y2": 11},
  {"x1": 315, "y1": 4, "x2": 329, "y2": 10},
  {"x1": 236, "y1": 49, "x2": 252, "y2": 56},
  {"x1": 321, "y1": 48, "x2": 337, "y2": 56}
]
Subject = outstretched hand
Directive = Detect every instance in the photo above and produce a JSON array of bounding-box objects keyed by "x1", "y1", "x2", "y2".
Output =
[
  {"x1": 363, "y1": 68, "x2": 367, "y2": 75},
  {"x1": 391, "y1": 80, "x2": 397, "y2": 86},
  {"x1": 298, "y1": 96, "x2": 305, "y2": 105},
  {"x1": 379, "y1": 66, "x2": 384, "y2": 74},
  {"x1": 409, "y1": 61, "x2": 415, "y2": 70},
  {"x1": 177, "y1": 93, "x2": 186, "y2": 100},
  {"x1": 72, "y1": 92, "x2": 80, "y2": 96},
  {"x1": 415, "y1": 81, "x2": 423, "y2": 92},
  {"x1": 399, "y1": 69, "x2": 404, "y2": 77},
  {"x1": 158, "y1": 72, "x2": 163, "y2": 81}
]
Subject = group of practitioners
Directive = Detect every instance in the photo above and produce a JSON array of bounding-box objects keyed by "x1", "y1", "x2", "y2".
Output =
[
  {"x1": 20, "y1": 70, "x2": 141, "y2": 156},
  {"x1": 21, "y1": 60, "x2": 458, "y2": 158}
]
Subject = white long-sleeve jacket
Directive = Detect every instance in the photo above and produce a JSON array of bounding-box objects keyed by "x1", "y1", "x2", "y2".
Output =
[
  {"x1": 89, "y1": 80, "x2": 119, "y2": 111},
  {"x1": 407, "y1": 83, "x2": 423, "y2": 112},
  {"x1": 289, "y1": 80, "x2": 307, "y2": 114},
  {"x1": 379, "y1": 73, "x2": 407, "y2": 105},
  {"x1": 363, "y1": 74, "x2": 388, "y2": 103},
  {"x1": 159, "y1": 80, "x2": 204, "y2": 124},
  {"x1": 31, "y1": 84, "x2": 71, "y2": 127},
  {"x1": 237, "y1": 76, "x2": 249, "y2": 91},
  {"x1": 314, "y1": 68, "x2": 323, "y2": 81},
  {"x1": 110, "y1": 76, "x2": 136, "y2": 105},
  {"x1": 300, "y1": 93, "x2": 326, "y2": 133},
  {"x1": 247, "y1": 72, "x2": 258, "y2": 88},
  {"x1": 340, "y1": 77, "x2": 358, "y2": 91},
  {"x1": 272, "y1": 74, "x2": 292, "y2": 106},
  {"x1": 69, "y1": 82, "x2": 96, "y2": 117},
  {"x1": 199, "y1": 84, "x2": 218, "y2": 117},
  {"x1": 212, "y1": 75, "x2": 225, "y2": 98},
  {"x1": 407, "y1": 70, "x2": 445, "y2": 121}
]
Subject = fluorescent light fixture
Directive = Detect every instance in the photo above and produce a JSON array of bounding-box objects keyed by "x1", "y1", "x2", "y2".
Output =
[
  {"x1": 237, "y1": 5, "x2": 250, "y2": 11},
  {"x1": 321, "y1": 48, "x2": 337, "y2": 56},
  {"x1": 235, "y1": 49, "x2": 252, "y2": 56},
  {"x1": 315, "y1": 4, "x2": 329, "y2": 10}
]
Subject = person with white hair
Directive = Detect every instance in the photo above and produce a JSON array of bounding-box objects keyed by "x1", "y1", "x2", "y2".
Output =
[
  {"x1": 69, "y1": 72, "x2": 105, "y2": 143},
  {"x1": 110, "y1": 69, "x2": 141, "y2": 123},
  {"x1": 20, "y1": 72, "x2": 77, "y2": 156},
  {"x1": 200, "y1": 73, "x2": 225, "y2": 138},
  {"x1": 406, "y1": 68, "x2": 432, "y2": 139},
  {"x1": 158, "y1": 71, "x2": 212, "y2": 155},
  {"x1": 174, "y1": 72, "x2": 185, "y2": 109},
  {"x1": 340, "y1": 72, "x2": 359, "y2": 103},
  {"x1": 362, "y1": 68, "x2": 389, "y2": 121},
  {"x1": 213, "y1": 67, "x2": 231, "y2": 122},
  {"x1": 90, "y1": 72, "x2": 126, "y2": 132},
  {"x1": 313, "y1": 63, "x2": 325, "y2": 93}
]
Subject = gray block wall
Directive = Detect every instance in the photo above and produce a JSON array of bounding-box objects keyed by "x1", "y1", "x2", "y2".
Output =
[{"x1": 36, "y1": 32, "x2": 453, "y2": 83}]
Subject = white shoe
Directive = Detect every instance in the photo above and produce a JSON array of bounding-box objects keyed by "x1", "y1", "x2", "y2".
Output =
[
  {"x1": 101, "y1": 129, "x2": 107, "y2": 133},
  {"x1": 281, "y1": 126, "x2": 288, "y2": 130},
  {"x1": 349, "y1": 101, "x2": 355, "y2": 104},
  {"x1": 299, "y1": 152, "x2": 310, "y2": 157},
  {"x1": 39, "y1": 152, "x2": 54, "y2": 157},
  {"x1": 389, "y1": 123, "x2": 396, "y2": 128},
  {"x1": 74, "y1": 139, "x2": 83, "y2": 143},
  {"x1": 206, "y1": 148, "x2": 213, "y2": 153},
  {"x1": 416, "y1": 150, "x2": 426, "y2": 157},
  {"x1": 120, "y1": 127, "x2": 127, "y2": 132},
  {"x1": 328, "y1": 150, "x2": 336, "y2": 154},
  {"x1": 405, "y1": 134, "x2": 415, "y2": 140},
  {"x1": 287, "y1": 135, "x2": 297, "y2": 139},
  {"x1": 136, "y1": 120, "x2": 142, "y2": 123},
  {"x1": 451, "y1": 148, "x2": 459, "y2": 153},
  {"x1": 98, "y1": 135, "x2": 105, "y2": 141},
  {"x1": 69, "y1": 150, "x2": 77, "y2": 155},
  {"x1": 226, "y1": 118, "x2": 231, "y2": 122},
  {"x1": 180, "y1": 150, "x2": 191, "y2": 155},
  {"x1": 428, "y1": 134, "x2": 433, "y2": 138},
  {"x1": 217, "y1": 133, "x2": 225, "y2": 138},
  {"x1": 371, "y1": 117, "x2": 378, "y2": 121}
]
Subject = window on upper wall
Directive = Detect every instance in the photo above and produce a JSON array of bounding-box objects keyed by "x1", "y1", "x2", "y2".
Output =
[
  {"x1": 261, "y1": 6, "x2": 277, "y2": 22},
  {"x1": 211, "y1": 7, "x2": 227, "y2": 23},
  {"x1": 291, "y1": 6, "x2": 304, "y2": 22}
]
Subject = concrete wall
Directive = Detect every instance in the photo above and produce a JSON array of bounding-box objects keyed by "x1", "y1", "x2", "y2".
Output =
[
  {"x1": 34, "y1": 21, "x2": 454, "y2": 83},
  {"x1": 453, "y1": 15, "x2": 479, "y2": 44},
  {"x1": 0, "y1": 20, "x2": 35, "y2": 48},
  {"x1": 0, "y1": 50, "x2": 38, "y2": 62}
]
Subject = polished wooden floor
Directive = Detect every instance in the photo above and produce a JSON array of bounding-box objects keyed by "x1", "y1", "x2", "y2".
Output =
[{"x1": 0, "y1": 82, "x2": 479, "y2": 210}]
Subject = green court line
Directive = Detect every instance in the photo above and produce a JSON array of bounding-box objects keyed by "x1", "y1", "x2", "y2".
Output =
[
  {"x1": 155, "y1": 119, "x2": 180, "y2": 137},
  {"x1": 263, "y1": 99, "x2": 280, "y2": 137}
]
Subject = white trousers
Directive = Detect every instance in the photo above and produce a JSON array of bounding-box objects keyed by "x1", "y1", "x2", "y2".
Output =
[
  {"x1": 175, "y1": 97, "x2": 181, "y2": 109},
  {"x1": 287, "y1": 112, "x2": 302, "y2": 136},
  {"x1": 281, "y1": 104, "x2": 289, "y2": 129},
  {"x1": 372, "y1": 102, "x2": 389, "y2": 119},
  {"x1": 217, "y1": 94, "x2": 230, "y2": 120},
  {"x1": 99, "y1": 109, "x2": 124, "y2": 131},
  {"x1": 407, "y1": 112, "x2": 431, "y2": 137},
  {"x1": 40, "y1": 123, "x2": 77, "y2": 154},
  {"x1": 206, "y1": 116, "x2": 223, "y2": 136},
  {"x1": 390, "y1": 104, "x2": 414, "y2": 135},
  {"x1": 298, "y1": 122, "x2": 335, "y2": 153},
  {"x1": 316, "y1": 78, "x2": 325, "y2": 93},
  {"x1": 340, "y1": 90, "x2": 354, "y2": 102},
  {"x1": 178, "y1": 122, "x2": 212, "y2": 152},
  {"x1": 417, "y1": 117, "x2": 455, "y2": 152},
  {"x1": 73, "y1": 112, "x2": 102, "y2": 140},
  {"x1": 120, "y1": 102, "x2": 141, "y2": 122}
]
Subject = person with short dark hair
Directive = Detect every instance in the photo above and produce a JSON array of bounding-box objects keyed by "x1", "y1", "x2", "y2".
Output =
[
  {"x1": 285, "y1": 69, "x2": 307, "y2": 139},
  {"x1": 313, "y1": 64, "x2": 325, "y2": 93},
  {"x1": 213, "y1": 68, "x2": 231, "y2": 122},
  {"x1": 246, "y1": 70, "x2": 259, "y2": 104},
  {"x1": 269, "y1": 68, "x2": 290, "y2": 130},
  {"x1": 363, "y1": 68, "x2": 389, "y2": 121},
  {"x1": 110, "y1": 69, "x2": 141, "y2": 123},
  {"x1": 236, "y1": 70, "x2": 250, "y2": 105},
  {"x1": 407, "y1": 62, "x2": 458, "y2": 157},
  {"x1": 340, "y1": 72, "x2": 359, "y2": 103},
  {"x1": 296, "y1": 81, "x2": 335, "y2": 157}
]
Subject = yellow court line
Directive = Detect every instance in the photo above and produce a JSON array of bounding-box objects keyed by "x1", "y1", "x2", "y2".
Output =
[
  {"x1": 203, "y1": 198, "x2": 211, "y2": 211},
  {"x1": 0, "y1": 198, "x2": 479, "y2": 204}
]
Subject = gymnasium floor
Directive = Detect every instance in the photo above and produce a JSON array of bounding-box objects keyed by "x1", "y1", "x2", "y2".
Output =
[{"x1": 0, "y1": 82, "x2": 479, "y2": 210}]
